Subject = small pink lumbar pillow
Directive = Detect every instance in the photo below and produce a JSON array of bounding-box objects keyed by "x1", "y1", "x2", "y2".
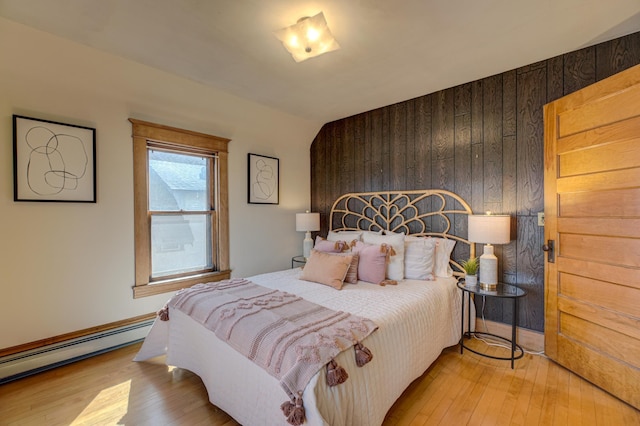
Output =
[
  {"x1": 314, "y1": 236, "x2": 349, "y2": 253},
  {"x1": 300, "y1": 250, "x2": 354, "y2": 289},
  {"x1": 324, "y1": 252, "x2": 360, "y2": 284}
]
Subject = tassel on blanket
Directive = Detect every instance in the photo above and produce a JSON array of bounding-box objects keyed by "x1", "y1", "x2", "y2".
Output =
[
  {"x1": 354, "y1": 342, "x2": 373, "y2": 367},
  {"x1": 326, "y1": 358, "x2": 349, "y2": 386},
  {"x1": 281, "y1": 392, "x2": 306, "y2": 426},
  {"x1": 281, "y1": 399, "x2": 294, "y2": 417},
  {"x1": 158, "y1": 305, "x2": 169, "y2": 321}
]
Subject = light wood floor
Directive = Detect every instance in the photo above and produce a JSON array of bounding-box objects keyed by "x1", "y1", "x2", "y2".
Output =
[{"x1": 1, "y1": 339, "x2": 638, "y2": 425}]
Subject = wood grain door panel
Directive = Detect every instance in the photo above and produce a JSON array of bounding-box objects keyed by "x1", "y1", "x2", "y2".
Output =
[
  {"x1": 558, "y1": 137, "x2": 640, "y2": 177},
  {"x1": 559, "y1": 273, "x2": 640, "y2": 318},
  {"x1": 560, "y1": 312, "x2": 640, "y2": 368},
  {"x1": 557, "y1": 82, "x2": 640, "y2": 137},
  {"x1": 556, "y1": 336, "x2": 640, "y2": 406},
  {"x1": 544, "y1": 64, "x2": 640, "y2": 409},
  {"x1": 559, "y1": 233, "x2": 640, "y2": 267}
]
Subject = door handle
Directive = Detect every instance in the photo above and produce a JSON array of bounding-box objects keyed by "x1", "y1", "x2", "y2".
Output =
[{"x1": 542, "y1": 240, "x2": 555, "y2": 263}]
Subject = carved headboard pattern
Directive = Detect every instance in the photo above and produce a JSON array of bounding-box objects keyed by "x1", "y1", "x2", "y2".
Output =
[{"x1": 329, "y1": 189, "x2": 474, "y2": 276}]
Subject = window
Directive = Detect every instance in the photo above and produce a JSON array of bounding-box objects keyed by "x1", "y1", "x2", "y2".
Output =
[{"x1": 130, "y1": 119, "x2": 230, "y2": 298}]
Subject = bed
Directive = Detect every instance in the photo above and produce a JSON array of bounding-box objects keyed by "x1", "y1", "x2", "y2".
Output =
[{"x1": 134, "y1": 189, "x2": 476, "y2": 425}]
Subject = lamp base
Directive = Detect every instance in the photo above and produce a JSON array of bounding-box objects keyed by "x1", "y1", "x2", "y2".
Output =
[
  {"x1": 302, "y1": 231, "x2": 313, "y2": 259},
  {"x1": 479, "y1": 282, "x2": 498, "y2": 291},
  {"x1": 479, "y1": 244, "x2": 498, "y2": 290}
]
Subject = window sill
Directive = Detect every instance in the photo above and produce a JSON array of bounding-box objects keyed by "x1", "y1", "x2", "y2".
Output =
[{"x1": 133, "y1": 269, "x2": 232, "y2": 298}]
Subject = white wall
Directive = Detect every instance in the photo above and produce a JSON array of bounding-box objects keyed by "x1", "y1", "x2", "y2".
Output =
[{"x1": 0, "y1": 18, "x2": 322, "y2": 349}]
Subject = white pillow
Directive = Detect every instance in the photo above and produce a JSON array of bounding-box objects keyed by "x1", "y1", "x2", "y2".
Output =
[
  {"x1": 327, "y1": 230, "x2": 363, "y2": 243},
  {"x1": 433, "y1": 237, "x2": 456, "y2": 277},
  {"x1": 404, "y1": 236, "x2": 437, "y2": 280},
  {"x1": 362, "y1": 231, "x2": 405, "y2": 281},
  {"x1": 361, "y1": 229, "x2": 383, "y2": 237}
]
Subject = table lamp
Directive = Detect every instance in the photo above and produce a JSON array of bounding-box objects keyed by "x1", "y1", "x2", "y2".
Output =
[
  {"x1": 468, "y1": 213, "x2": 511, "y2": 290},
  {"x1": 296, "y1": 211, "x2": 320, "y2": 259}
]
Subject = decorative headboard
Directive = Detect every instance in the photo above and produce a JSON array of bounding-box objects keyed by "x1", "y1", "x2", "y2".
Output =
[{"x1": 329, "y1": 189, "x2": 474, "y2": 276}]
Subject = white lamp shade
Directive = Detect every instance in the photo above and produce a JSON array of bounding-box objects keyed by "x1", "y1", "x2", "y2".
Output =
[
  {"x1": 468, "y1": 214, "x2": 511, "y2": 244},
  {"x1": 296, "y1": 212, "x2": 320, "y2": 232}
]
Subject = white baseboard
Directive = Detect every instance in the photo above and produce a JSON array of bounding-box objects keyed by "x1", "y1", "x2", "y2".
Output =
[
  {"x1": 475, "y1": 318, "x2": 544, "y2": 353},
  {"x1": 0, "y1": 319, "x2": 153, "y2": 384}
]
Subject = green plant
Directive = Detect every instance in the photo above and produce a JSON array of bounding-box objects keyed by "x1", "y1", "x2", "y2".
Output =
[{"x1": 460, "y1": 257, "x2": 479, "y2": 275}]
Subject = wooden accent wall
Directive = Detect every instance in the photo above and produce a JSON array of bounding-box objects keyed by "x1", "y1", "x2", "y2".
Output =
[{"x1": 310, "y1": 31, "x2": 640, "y2": 332}]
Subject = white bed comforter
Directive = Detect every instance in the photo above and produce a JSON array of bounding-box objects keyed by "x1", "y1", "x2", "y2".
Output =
[{"x1": 134, "y1": 268, "x2": 473, "y2": 425}]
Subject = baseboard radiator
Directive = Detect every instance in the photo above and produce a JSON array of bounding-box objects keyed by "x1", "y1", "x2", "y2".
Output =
[{"x1": 0, "y1": 319, "x2": 154, "y2": 385}]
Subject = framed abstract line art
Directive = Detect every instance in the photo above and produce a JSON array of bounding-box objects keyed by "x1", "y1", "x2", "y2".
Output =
[
  {"x1": 248, "y1": 153, "x2": 279, "y2": 204},
  {"x1": 13, "y1": 115, "x2": 96, "y2": 202}
]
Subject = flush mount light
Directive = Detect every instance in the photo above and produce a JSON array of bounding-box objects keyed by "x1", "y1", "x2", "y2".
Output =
[{"x1": 274, "y1": 12, "x2": 340, "y2": 62}]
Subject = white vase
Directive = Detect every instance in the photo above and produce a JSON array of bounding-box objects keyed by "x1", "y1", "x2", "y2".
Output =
[{"x1": 465, "y1": 274, "x2": 478, "y2": 286}]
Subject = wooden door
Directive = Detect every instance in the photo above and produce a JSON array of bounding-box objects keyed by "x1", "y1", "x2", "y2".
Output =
[{"x1": 543, "y1": 64, "x2": 640, "y2": 409}]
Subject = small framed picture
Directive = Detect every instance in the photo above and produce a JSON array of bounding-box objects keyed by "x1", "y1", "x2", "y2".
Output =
[
  {"x1": 248, "y1": 153, "x2": 279, "y2": 204},
  {"x1": 13, "y1": 115, "x2": 96, "y2": 202}
]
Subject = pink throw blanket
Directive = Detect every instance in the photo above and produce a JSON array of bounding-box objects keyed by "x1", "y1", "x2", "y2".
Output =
[{"x1": 161, "y1": 278, "x2": 378, "y2": 424}]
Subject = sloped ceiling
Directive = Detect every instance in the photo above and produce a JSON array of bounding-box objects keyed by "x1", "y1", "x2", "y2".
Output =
[{"x1": 1, "y1": 0, "x2": 640, "y2": 122}]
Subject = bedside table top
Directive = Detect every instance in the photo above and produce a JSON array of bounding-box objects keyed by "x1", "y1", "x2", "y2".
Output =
[{"x1": 456, "y1": 280, "x2": 526, "y2": 299}]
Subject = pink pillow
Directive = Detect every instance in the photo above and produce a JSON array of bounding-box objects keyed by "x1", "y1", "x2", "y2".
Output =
[
  {"x1": 351, "y1": 241, "x2": 390, "y2": 285},
  {"x1": 326, "y1": 252, "x2": 359, "y2": 284},
  {"x1": 314, "y1": 236, "x2": 349, "y2": 253},
  {"x1": 300, "y1": 250, "x2": 353, "y2": 289}
]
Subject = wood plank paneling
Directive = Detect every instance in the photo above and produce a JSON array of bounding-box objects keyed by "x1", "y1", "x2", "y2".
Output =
[
  {"x1": 432, "y1": 89, "x2": 455, "y2": 193},
  {"x1": 310, "y1": 31, "x2": 640, "y2": 332},
  {"x1": 483, "y1": 74, "x2": 503, "y2": 206},
  {"x1": 405, "y1": 99, "x2": 416, "y2": 190},
  {"x1": 342, "y1": 116, "x2": 355, "y2": 195},
  {"x1": 596, "y1": 32, "x2": 640, "y2": 81},
  {"x1": 516, "y1": 68, "x2": 545, "y2": 216},
  {"x1": 353, "y1": 114, "x2": 365, "y2": 191},
  {"x1": 502, "y1": 70, "x2": 518, "y2": 283},
  {"x1": 453, "y1": 84, "x2": 472, "y2": 262},
  {"x1": 414, "y1": 95, "x2": 432, "y2": 191},
  {"x1": 563, "y1": 46, "x2": 596, "y2": 95},
  {"x1": 390, "y1": 103, "x2": 407, "y2": 190}
]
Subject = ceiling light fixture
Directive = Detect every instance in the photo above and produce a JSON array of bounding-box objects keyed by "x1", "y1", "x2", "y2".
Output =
[{"x1": 274, "y1": 12, "x2": 340, "y2": 62}]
